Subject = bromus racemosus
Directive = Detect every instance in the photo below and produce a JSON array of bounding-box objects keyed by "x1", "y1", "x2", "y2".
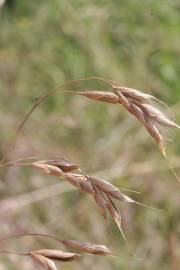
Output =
[
  {"x1": 0, "y1": 233, "x2": 113, "y2": 270},
  {"x1": 0, "y1": 76, "x2": 179, "y2": 269},
  {"x1": 0, "y1": 157, "x2": 159, "y2": 243},
  {"x1": 0, "y1": 232, "x2": 142, "y2": 269}
]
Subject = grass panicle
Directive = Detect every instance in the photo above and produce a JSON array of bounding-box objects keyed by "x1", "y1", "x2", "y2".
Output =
[
  {"x1": 0, "y1": 233, "x2": 113, "y2": 269},
  {"x1": 0, "y1": 76, "x2": 179, "y2": 269},
  {"x1": 0, "y1": 158, "x2": 157, "y2": 241}
]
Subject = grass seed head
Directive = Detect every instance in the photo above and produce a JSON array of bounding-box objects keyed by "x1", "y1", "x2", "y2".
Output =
[
  {"x1": 112, "y1": 86, "x2": 179, "y2": 154},
  {"x1": 69, "y1": 90, "x2": 120, "y2": 104},
  {"x1": 32, "y1": 249, "x2": 80, "y2": 262},
  {"x1": 61, "y1": 240, "x2": 112, "y2": 256}
]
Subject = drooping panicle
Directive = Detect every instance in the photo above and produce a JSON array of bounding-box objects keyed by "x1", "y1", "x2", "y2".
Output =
[{"x1": 67, "y1": 80, "x2": 179, "y2": 154}]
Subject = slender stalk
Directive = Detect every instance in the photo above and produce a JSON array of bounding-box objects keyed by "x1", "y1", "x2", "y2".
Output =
[
  {"x1": 1, "y1": 77, "x2": 112, "y2": 164},
  {"x1": 0, "y1": 250, "x2": 28, "y2": 256},
  {"x1": 0, "y1": 233, "x2": 63, "y2": 244}
]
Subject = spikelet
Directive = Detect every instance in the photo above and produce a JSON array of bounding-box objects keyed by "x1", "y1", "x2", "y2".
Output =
[
  {"x1": 61, "y1": 240, "x2": 112, "y2": 256},
  {"x1": 32, "y1": 249, "x2": 80, "y2": 262},
  {"x1": 66, "y1": 90, "x2": 119, "y2": 104}
]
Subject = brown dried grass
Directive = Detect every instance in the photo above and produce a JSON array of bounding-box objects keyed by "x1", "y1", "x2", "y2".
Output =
[
  {"x1": 0, "y1": 77, "x2": 179, "y2": 269},
  {"x1": 2, "y1": 76, "x2": 179, "y2": 162},
  {"x1": 0, "y1": 158, "x2": 158, "y2": 242},
  {"x1": 0, "y1": 233, "x2": 112, "y2": 270},
  {"x1": 67, "y1": 83, "x2": 179, "y2": 156}
]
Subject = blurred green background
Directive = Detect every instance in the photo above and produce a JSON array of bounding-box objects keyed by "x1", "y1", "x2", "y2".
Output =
[{"x1": 0, "y1": 0, "x2": 180, "y2": 269}]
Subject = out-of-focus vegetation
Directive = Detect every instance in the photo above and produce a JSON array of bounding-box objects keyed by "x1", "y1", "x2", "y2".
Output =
[{"x1": 0, "y1": 0, "x2": 180, "y2": 269}]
